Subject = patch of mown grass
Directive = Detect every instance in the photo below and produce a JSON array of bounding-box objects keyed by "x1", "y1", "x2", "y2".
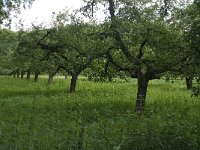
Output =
[{"x1": 0, "y1": 76, "x2": 200, "y2": 150}]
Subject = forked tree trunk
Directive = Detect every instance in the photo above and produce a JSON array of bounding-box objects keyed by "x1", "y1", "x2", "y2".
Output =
[
  {"x1": 186, "y1": 76, "x2": 193, "y2": 90},
  {"x1": 34, "y1": 71, "x2": 40, "y2": 82},
  {"x1": 70, "y1": 74, "x2": 78, "y2": 93},
  {"x1": 27, "y1": 69, "x2": 31, "y2": 80},
  {"x1": 135, "y1": 73, "x2": 149, "y2": 114}
]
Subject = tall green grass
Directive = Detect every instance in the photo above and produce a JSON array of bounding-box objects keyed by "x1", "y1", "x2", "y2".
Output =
[{"x1": 0, "y1": 76, "x2": 199, "y2": 150}]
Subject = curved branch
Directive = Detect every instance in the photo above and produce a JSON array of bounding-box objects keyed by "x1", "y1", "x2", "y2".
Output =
[{"x1": 106, "y1": 51, "x2": 132, "y2": 72}]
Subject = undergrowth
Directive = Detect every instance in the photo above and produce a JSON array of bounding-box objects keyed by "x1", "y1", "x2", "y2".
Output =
[{"x1": 0, "y1": 76, "x2": 199, "y2": 150}]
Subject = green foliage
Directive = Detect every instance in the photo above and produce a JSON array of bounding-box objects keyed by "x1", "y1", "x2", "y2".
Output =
[
  {"x1": 181, "y1": 1, "x2": 200, "y2": 96},
  {"x1": 0, "y1": 0, "x2": 34, "y2": 25},
  {"x1": 36, "y1": 20, "x2": 111, "y2": 88},
  {"x1": 0, "y1": 77, "x2": 200, "y2": 149},
  {"x1": 0, "y1": 28, "x2": 17, "y2": 75},
  {"x1": 106, "y1": 0, "x2": 186, "y2": 80},
  {"x1": 11, "y1": 29, "x2": 46, "y2": 77},
  {"x1": 84, "y1": 58, "x2": 124, "y2": 82}
]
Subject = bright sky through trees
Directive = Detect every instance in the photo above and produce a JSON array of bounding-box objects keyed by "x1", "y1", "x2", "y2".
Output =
[{"x1": 12, "y1": 0, "x2": 85, "y2": 30}]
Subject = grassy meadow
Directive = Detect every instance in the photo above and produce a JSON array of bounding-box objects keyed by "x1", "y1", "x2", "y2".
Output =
[{"x1": 0, "y1": 76, "x2": 200, "y2": 150}]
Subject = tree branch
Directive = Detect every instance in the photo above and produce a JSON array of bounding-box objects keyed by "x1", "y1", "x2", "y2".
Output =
[{"x1": 106, "y1": 51, "x2": 132, "y2": 72}]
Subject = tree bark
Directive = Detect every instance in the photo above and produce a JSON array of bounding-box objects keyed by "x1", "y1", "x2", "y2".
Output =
[
  {"x1": 70, "y1": 74, "x2": 78, "y2": 93},
  {"x1": 34, "y1": 71, "x2": 40, "y2": 82},
  {"x1": 135, "y1": 73, "x2": 149, "y2": 114},
  {"x1": 27, "y1": 69, "x2": 31, "y2": 80},
  {"x1": 186, "y1": 76, "x2": 193, "y2": 90},
  {"x1": 47, "y1": 73, "x2": 54, "y2": 85}
]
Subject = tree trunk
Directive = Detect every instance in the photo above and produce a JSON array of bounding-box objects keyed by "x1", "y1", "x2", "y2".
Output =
[
  {"x1": 47, "y1": 73, "x2": 54, "y2": 85},
  {"x1": 34, "y1": 71, "x2": 39, "y2": 82},
  {"x1": 16, "y1": 69, "x2": 20, "y2": 78},
  {"x1": 70, "y1": 74, "x2": 78, "y2": 93},
  {"x1": 27, "y1": 69, "x2": 31, "y2": 80},
  {"x1": 135, "y1": 73, "x2": 149, "y2": 114},
  {"x1": 186, "y1": 76, "x2": 193, "y2": 90},
  {"x1": 108, "y1": 76, "x2": 112, "y2": 82},
  {"x1": 21, "y1": 69, "x2": 25, "y2": 79},
  {"x1": 13, "y1": 71, "x2": 16, "y2": 78}
]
